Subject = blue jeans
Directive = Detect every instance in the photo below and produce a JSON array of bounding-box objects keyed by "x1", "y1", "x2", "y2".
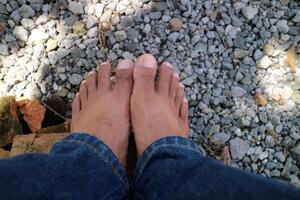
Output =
[{"x1": 0, "y1": 133, "x2": 299, "y2": 199}]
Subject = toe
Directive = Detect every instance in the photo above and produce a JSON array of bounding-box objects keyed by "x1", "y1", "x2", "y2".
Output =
[
  {"x1": 180, "y1": 97, "x2": 189, "y2": 136},
  {"x1": 114, "y1": 59, "x2": 134, "y2": 94},
  {"x1": 98, "y1": 62, "x2": 111, "y2": 91},
  {"x1": 157, "y1": 62, "x2": 173, "y2": 95},
  {"x1": 169, "y1": 72, "x2": 179, "y2": 100},
  {"x1": 86, "y1": 71, "x2": 98, "y2": 93},
  {"x1": 72, "y1": 93, "x2": 81, "y2": 117},
  {"x1": 175, "y1": 83, "x2": 185, "y2": 112},
  {"x1": 180, "y1": 97, "x2": 189, "y2": 121},
  {"x1": 133, "y1": 54, "x2": 157, "y2": 92},
  {"x1": 79, "y1": 80, "x2": 88, "y2": 108}
]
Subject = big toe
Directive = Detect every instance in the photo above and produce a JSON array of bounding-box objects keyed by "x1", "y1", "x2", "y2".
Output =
[
  {"x1": 133, "y1": 54, "x2": 157, "y2": 92},
  {"x1": 114, "y1": 59, "x2": 134, "y2": 95}
]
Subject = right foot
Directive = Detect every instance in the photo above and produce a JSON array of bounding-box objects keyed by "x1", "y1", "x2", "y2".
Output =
[{"x1": 131, "y1": 54, "x2": 189, "y2": 157}]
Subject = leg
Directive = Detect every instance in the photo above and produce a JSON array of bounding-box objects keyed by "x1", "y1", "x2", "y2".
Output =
[
  {"x1": 0, "y1": 60, "x2": 134, "y2": 199},
  {"x1": 130, "y1": 54, "x2": 300, "y2": 200}
]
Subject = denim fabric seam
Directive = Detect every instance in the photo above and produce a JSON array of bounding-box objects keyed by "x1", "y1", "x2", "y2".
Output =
[
  {"x1": 59, "y1": 139, "x2": 128, "y2": 191},
  {"x1": 136, "y1": 143, "x2": 203, "y2": 180}
]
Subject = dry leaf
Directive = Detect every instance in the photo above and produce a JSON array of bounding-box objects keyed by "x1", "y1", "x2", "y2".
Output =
[
  {"x1": 255, "y1": 92, "x2": 268, "y2": 106},
  {"x1": 18, "y1": 98, "x2": 46, "y2": 133},
  {"x1": 222, "y1": 146, "x2": 231, "y2": 165},
  {"x1": 0, "y1": 23, "x2": 6, "y2": 33},
  {"x1": 9, "y1": 98, "x2": 18, "y2": 121},
  {"x1": 287, "y1": 47, "x2": 297, "y2": 73}
]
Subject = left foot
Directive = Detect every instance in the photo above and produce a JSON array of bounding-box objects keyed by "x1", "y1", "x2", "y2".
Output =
[{"x1": 71, "y1": 60, "x2": 134, "y2": 167}]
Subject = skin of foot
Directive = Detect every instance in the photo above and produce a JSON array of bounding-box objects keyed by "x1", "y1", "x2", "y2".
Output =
[
  {"x1": 131, "y1": 54, "x2": 189, "y2": 157},
  {"x1": 71, "y1": 59, "x2": 134, "y2": 167}
]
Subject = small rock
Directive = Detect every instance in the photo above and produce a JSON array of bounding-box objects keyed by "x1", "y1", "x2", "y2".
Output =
[
  {"x1": 265, "y1": 135, "x2": 275, "y2": 147},
  {"x1": 72, "y1": 21, "x2": 87, "y2": 36},
  {"x1": 263, "y1": 43, "x2": 274, "y2": 56},
  {"x1": 0, "y1": 44, "x2": 9, "y2": 56},
  {"x1": 13, "y1": 26, "x2": 29, "y2": 41},
  {"x1": 36, "y1": 15, "x2": 48, "y2": 25},
  {"x1": 168, "y1": 32, "x2": 180, "y2": 43},
  {"x1": 68, "y1": 1, "x2": 83, "y2": 14},
  {"x1": 170, "y1": 18, "x2": 183, "y2": 32},
  {"x1": 114, "y1": 30, "x2": 127, "y2": 41},
  {"x1": 18, "y1": 5, "x2": 35, "y2": 18},
  {"x1": 100, "y1": 10, "x2": 112, "y2": 22},
  {"x1": 46, "y1": 38, "x2": 58, "y2": 52},
  {"x1": 71, "y1": 46, "x2": 86, "y2": 58},
  {"x1": 127, "y1": 28, "x2": 139, "y2": 41},
  {"x1": 259, "y1": 112, "x2": 268, "y2": 123},
  {"x1": 256, "y1": 55, "x2": 272, "y2": 69},
  {"x1": 33, "y1": 43, "x2": 45, "y2": 59},
  {"x1": 292, "y1": 11, "x2": 300, "y2": 23},
  {"x1": 86, "y1": 16, "x2": 97, "y2": 29},
  {"x1": 237, "y1": 117, "x2": 250, "y2": 128},
  {"x1": 242, "y1": 6, "x2": 258, "y2": 20},
  {"x1": 211, "y1": 132, "x2": 230, "y2": 145},
  {"x1": 87, "y1": 27, "x2": 98, "y2": 38},
  {"x1": 210, "y1": 124, "x2": 220, "y2": 135},
  {"x1": 276, "y1": 20, "x2": 289, "y2": 33},
  {"x1": 21, "y1": 18, "x2": 35, "y2": 30},
  {"x1": 230, "y1": 137, "x2": 249, "y2": 160},
  {"x1": 231, "y1": 86, "x2": 246, "y2": 97},
  {"x1": 234, "y1": 49, "x2": 249, "y2": 58},
  {"x1": 56, "y1": 87, "x2": 68, "y2": 97},
  {"x1": 280, "y1": 0, "x2": 290, "y2": 6},
  {"x1": 68, "y1": 74, "x2": 83, "y2": 85},
  {"x1": 94, "y1": 3, "x2": 104, "y2": 18},
  {"x1": 274, "y1": 151, "x2": 286, "y2": 162},
  {"x1": 28, "y1": 28, "x2": 49, "y2": 44},
  {"x1": 258, "y1": 151, "x2": 268, "y2": 160},
  {"x1": 143, "y1": 24, "x2": 151, "y2": 34}
]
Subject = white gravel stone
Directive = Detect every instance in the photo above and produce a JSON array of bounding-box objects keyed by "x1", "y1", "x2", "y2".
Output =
[
  {"x1": 13, "y1": 26, "x2": 29, "y2": 41},
  {"x1": 0, "y1": 44, "x2": 9, "y2": 56},
  {"x1": 256, "y1": 55, "x2": 272, "y2": 69},
  {"x1": 68, "y1": 1, "x2": 84, "y2": 14},
  {"x1": 242, "y1": 6, "x2": 258, "y2": 20},
  {"x1": 28, "y1": 28, "x2": 49, "y2": 44}
]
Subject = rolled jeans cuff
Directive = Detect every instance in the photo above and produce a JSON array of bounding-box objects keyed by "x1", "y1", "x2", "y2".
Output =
[
  {"x1": 59, "y1": 132, "x2": 129, "y2": 192},
  {"x1": 135, "y1": 136, "x2": 205, "y2": 180}
]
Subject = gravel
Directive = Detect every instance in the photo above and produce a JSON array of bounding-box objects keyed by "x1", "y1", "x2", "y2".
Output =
[{"x1": 0, "y1": 0, "x2": 299, "y2": 187}]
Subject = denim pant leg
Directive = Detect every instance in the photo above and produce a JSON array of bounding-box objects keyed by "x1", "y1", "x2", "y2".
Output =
[
  {"x1": 132, "y1": 136, "x2": 300, "y2": 200},
  {"x1": 0, "y1": 133, "x2": 129, "y2": 200}
]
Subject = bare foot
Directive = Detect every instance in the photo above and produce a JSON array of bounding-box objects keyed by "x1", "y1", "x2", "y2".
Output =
[
  {"x1": 71, "y1": 60, "x2": 134, "y2": 167},
  {"x1": 131, "y1": 54, "x2": 189, "y2": 157}
]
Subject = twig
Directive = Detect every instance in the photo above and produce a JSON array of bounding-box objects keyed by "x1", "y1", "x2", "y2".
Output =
[
  {"x1": 41, "y1": 101, "x2": 70, "y2": 121},
  {"x1": 216, "y1": 28, "x2": 227, "y2": 49}
]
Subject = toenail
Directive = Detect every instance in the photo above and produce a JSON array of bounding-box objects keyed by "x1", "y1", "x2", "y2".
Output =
[
  {"x1": 81, "y1": 80, "x2": 87, "y2": 85},
  {"x1": 179, "y1": 83, "x2": 184, "y2": 88},
  {"x1": 118, "y1": 60, "x2": 133, "y2": 69},
  {"x1": 99, "y1": 62, "x2": 110, "y2": 69},
  {"x1": 184, "y1": 97, "x2": 188, "y2": 103},
  {"x1": 163, "y1": 62, "x2": 173, "y2": 68},
  {"x1": 173, "y1": 72, "x2": 179, "y2": 78},
  {"x1": 142, "y1": 56, "x2": 155, "y2": 68},
  {"x1": 88, "y1": 71, "x2": 96, "y2": 75},
  {"x1": 76, "y1": 92, "x2": 79, "y2": 97}
]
